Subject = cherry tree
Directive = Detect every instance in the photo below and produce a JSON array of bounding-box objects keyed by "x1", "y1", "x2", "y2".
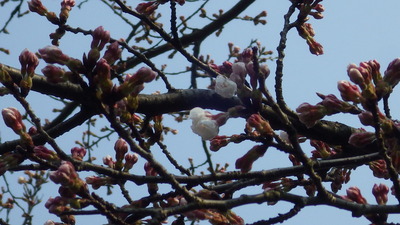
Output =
[{"x1": 0, "y1": 0, "x2": 400, "y2": 224}]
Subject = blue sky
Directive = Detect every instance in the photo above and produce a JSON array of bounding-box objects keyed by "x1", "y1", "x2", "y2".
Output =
[{"x1": 1, "y1": 0, "x2": 400, "y2": 224}]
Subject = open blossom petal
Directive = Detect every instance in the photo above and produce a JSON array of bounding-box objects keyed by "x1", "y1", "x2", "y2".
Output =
[
  {"x1": 189, "y1": 108, "x2": 219, "y2": 140},
  {"x1": 215, "y1": 75, "x2": 237, "y2": 98},
  {"x1": 232, "y1": 62, "x2": 247, "y2": 78},
  {"x1": 189, "y1": 107, "x2": 210, "y2": 122},
  {"x1": 191, "y1": 119, "x2": 219, "y2": 140}
]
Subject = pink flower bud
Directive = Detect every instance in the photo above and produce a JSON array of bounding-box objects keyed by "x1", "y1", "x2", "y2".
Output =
[
  {"x1": 306, "y1": 38, "x2": 324, "y2": 55},
  {"x1": 319, "y1": 93, "x2": 359, "y2": 114},
  {"x1": 384, "y1": 58, "x2": 400, "y2": 87},
  {"x1": 95, "y1": 58, "x2": 110, "y2": 79},
  {"x1": 144, "y1": 162, "x2": 157, "y2": 176},
  {"x1": 45, "y1": 196, "x2": 68, "y2": 215},
  {"x1": 358, "y1": 110, "x2": 374, "y2": 125},
  {"x1": 71, "y1": 147, "x2": 86, "y2": 161},
  {"x1": 19, "y1": 49, "x2": 39, "y2": 76},
  {"x1": 235, "y1": 145, "x2": 267, "y2": 173},
  {"x1": 103, "y1": 41, "x2": 122, "y2": 65},
  {"x1": 132, "y1": 67, "x2": 157, "y2": 84},
  {"x1": 210, "y1": 135, "x2": 229, "y2": 152},
  {"x1": 240, "y1": 48, "x2": 253, "y2": 63},
  {"x1": 42, "y1": 65, "x2": 66, "y2": 83},
  {"x1": 295, "y1": 103, "x2": 326, "y2": 128},
  {"x1": 372, "y1": 183, "x2": 389, "y2": 205},
  {"x1": 348, "y1": 131, "x2": 375, "y2": 148},
  {"x1": 28, "y1": 126, "x2": 37, "y2": 135},
  {"x1": 347, "y1": 63, "x2": 373, "y2": 89},
  {"x1": 114, "y1": 138, "x2": 128, "y2": 162},
  {"x1": 219, "y1": 61, "x2": 233, "y2": 74},
  {"x1": 337, "y1": 80, "x2": 362, "y2": 103},
  {"x1": 61, "y1": 0, "x2": 75, "y2": 11},
  {"x1": 103, "y1": 155, "x2": 115, "y2": 169},
  {"x1": 39, "y1": 45, "x2": 70, "y2": 65},
  {"x1": 136, "y1": 2, "x2": 159, "y2": 15},
  {"x1": 298, "y1": 23, "x2": 315, "y2": 38},
  {"x1": 28, "y1": 0, "x2": 48, "y2": 16},
  {"x1": 123, "y1": 153, "x2": 138, "y2": 171},
  {"x1": 345, "y1": 187, "x2": 367, "y2": 204},
  {"x1": 34, "y1": 145, "x2": 59, "y2": 161},
  {"x1": 369, "y1": 160, "x2": 389, "y2": 179},
  {"x1": 310, "y1": 140, "x2": 334, "y2": 158},
  {"x1": 246, "y1": 114, "x2": 274, "y2": 136},
  {"x1": 50, "y1": 161, "x2": 78, "y2": 187},
  {"x1": 2, "y1": 107, "x2": 25, "y2": 134},
  {"x1": 91, "y1": 26, "x2": 110, "y2": 50},
  {"x1": 86, "y1": 176, "x2": 111, "y2": 189},
  {"x1": 94, "y1": 58, "x2": 112, "y2": 93}
]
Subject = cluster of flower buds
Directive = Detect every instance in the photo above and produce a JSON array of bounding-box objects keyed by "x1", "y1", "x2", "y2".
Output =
[
  {"x1": 383, "y1": 58, "x2": 400, "y2": 87},
  {"x1": 71, "y1": 147, "x2": 86, "y2": 161},
  {"x1": 339, "y1": 59, "x2": 400, "y2": 109},
  {"x1": 189, "y1": 107, "x2": 229, "y2": 140},
  {"x1": 49, "y1": 161, "x2": 87, "y2": 195},
  {"x1": 209, "y1": 135, "x2": 230, "y2": 151},
  {"x1": 246, "y1": 114, "x2": 274, "y2": 137},
  {"x1": 369, "y1": 160, "x2": 389, "y2": 179},
  {"x1": 293, "y1": 0, "x2": 325, "y2": 55},
  {"x1": 85, "y1": 176, "x2": 113, "y2": 190},
  {"x1": 342, "y1": 185, "x2": 389, "y2": 224},
  {"x1": 117, "y1": 67, "x2": 157, "y2": 98},
  {"x1": 310, "y1": 139, "x2": 337, "y2": 159},
  {"x1": 84, "y1": 26, "x2": 111, "y2": 70},
  {"x1": 33, "y1": 145, "x2": 59, "y2": 161},
  {"x1": 329, "y1": 168, "x2": 351, "y2": 193},
  {"x1": 18, "y1": 49, "x2": 39, "y2": 96},
  {"x1": 45, "y1": 197, "x2": 72, "y2": 220},
  {"x1": 235, "y1": 145, "x2": 268, "y2": 173},
  {"x1": 210, "y1": 47, "x2": 270, "y2": 96},
  {"x1": 39, "y1": 45, "x2": 84, "y2": 76},
  {"x1": 28, "y1": 0, "x2": 75, "y2": 25},
  {"x1": 296, "y1": 0, "x2": 324, "y2": 19},
  {"x1": 296, "y1": 23, "x2": 323, "y2": 55},
  {"x1": 28, "y1": 0, "x2": 59, "y2": 24},
  {"x1": 113, "y1": 138, "x2": 134, "y2": 170},
  {"x1": 372, "y1": 183, "x2": 389, "y2": 205},
  {"x1": 296, "y1": 93, "x2": 359, "y2": 128},
  {"x1": 60, "y1": 0, "x2": 75, "y2": 24},
  {"x1": 136, "y1": 0, "x2": 185, "y2": 15},
  {"x1": 262, "y1": 178, "x2": 294, "y2": 194},
  {"x1": 342, "y1": 186, "x2": 367, "y2": 204}
]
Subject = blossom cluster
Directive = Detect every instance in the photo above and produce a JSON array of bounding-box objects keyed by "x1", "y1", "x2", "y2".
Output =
[
  {"x1": 136, "y1": 0, "x2": 185, "y2": 15},
  {"x1": 211, "y1": 48, "x2": 270, "y2": 97}
]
